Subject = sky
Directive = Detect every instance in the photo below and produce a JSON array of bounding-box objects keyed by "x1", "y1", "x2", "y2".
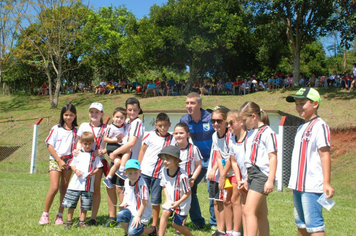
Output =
[{"x1": 90, "y1": 0, "x2": 168, "y2": 19}]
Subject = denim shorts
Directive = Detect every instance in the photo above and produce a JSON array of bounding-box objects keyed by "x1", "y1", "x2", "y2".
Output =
[
  {"x1": 141, "y1": 174, "x2": 162, "y2": 205},
  {"x1": 116, "y1": 208, "x2": 145, "y2": 236},
  {"x1": 172, "y1": 213, "x2": 187, "y2": 226},
  {"x1": 293, "y1": 190, "x2": 325, "y2": 233},
  {"x1": 61, "y1": 189, "x2": 92, "y2": 211}
]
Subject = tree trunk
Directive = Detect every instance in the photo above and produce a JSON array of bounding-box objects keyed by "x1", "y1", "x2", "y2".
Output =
[
  {"x1": 292, "y1": 42, "x2": 301, "y2": 87},
  {"x1": 183, "y1": 61, "x2": 197, "y2": 95},
  {"x1": 343, "y1": 49, "x2": 347, "y2": 73}
]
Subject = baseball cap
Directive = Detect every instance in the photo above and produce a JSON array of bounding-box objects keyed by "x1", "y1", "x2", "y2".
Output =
[
  {"x1": 286, "y1": 87, "x2": 321, "y2": 105},
  {"x1": 125, "y1": 97, "x2": 143, "y2": 114},
  {"x1": 124, "y1": 159, "x2": 141, "y2": 170},
  {"x1": 158, "y1": 145, "x2": 181, "y2": 162},
  {"x1": 207, "y1": 105, "x2": 230, "y2": 113},
  {"x1": 89, "y1": 102, "x2": 104, "y2": 112}
]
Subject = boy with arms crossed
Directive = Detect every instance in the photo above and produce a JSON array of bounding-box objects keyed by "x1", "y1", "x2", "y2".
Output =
[
  {"x1": 286, "y1": 88, "x2": 334, "y2": 236},
  {"x1": 61, "y1": 132, "x2": 103, "y2": 229}
]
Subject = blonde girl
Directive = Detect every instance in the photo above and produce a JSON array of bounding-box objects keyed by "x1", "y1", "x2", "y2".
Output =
[
  {"x1": 76, "y1": 102, "x2": 108, "y2": 226},
  {"x1": 39, "y1": 104, "x2": 78, "y2": 225},
  {"x1": 207, "y1": 106, "x2": 230, "y2": 236},
  {"x1": 239, "y1": 101, "x2": 277, "y2": 236}
]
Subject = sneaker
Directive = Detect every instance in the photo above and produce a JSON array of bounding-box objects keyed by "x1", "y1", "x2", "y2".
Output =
[
  {"x1": 175, "y1": 230, "x2": 181, "y2": 235},
  {"x1": 87, "y1": 219, "x2": 97, "y2": 226},
  {"x1": 64, "y1": 221, "x2": 73, "y2": 230},
  {"x1": 54, "y1": 214, "x2": 63, "y2": 225},
  {"x1": 39, "y1": 213, "x2": 49, "y2": 225},
  {"x1": 115, "y1": 170, "x2": 127, "y2": 180},
  {"x1": 103, "y1": 218, "x2": 117, "y2": 228},
  {"x1": 103, "y1": 178, "x2": 114, "y2": 189},
  {"x1": 76, "y1": 221, "x2": 89, "y2": 228},
  {"x1": 212, "y1": 230, "x2": 226, "y2": 236},
  {"x1": 190, "y1": 223, "x2": 205, "y2": 230},
  {"x1": 148, "y1": 226, "x2": 158, "y2": 236}
]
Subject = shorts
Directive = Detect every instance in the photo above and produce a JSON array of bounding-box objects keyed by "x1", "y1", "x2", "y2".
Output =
[
  {"x1": 106, "y1": 143, "x2": 123, "y2": 156},
  {"x1": 48, "y1": 157, "x2": 71, "y2": 172},
  {"x1": 116, "y1": 208, "x2": 145, "y2": 236},
  {"x1": 172, "y1": 213, "x2": 187, "y2": 226},
  {"x1": 247, "y1": 165, "x2": 268, "y2": 195},
  {"x1": 61, "y1": 189, "x2": 92, "y2": 211},
  {"x1": 141, "y1": 174, "x2": 162, "y2": 205},
  {"x1": 109, "y1": 162, "x2": 124, "y2": 187},
  {"x1": 229, "y1": 175, "x2": 237, "y2": 184},
  {"x1": 293, "y1": 190, "x2": 325, "y2": 233},
  {"x1": 208, "y1": 181, "x2": 223, "y2": 201}
]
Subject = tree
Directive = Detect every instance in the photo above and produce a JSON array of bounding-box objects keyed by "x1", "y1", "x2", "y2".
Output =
[
  {"x1": 18, "y1": 0, "x2": 89, "y2": 108},
  {"x1": 253, "y1": 0, "x2": 334, "y2": 85},
  {"x1": 0, "y1": 0, "x2": 27, "y2": 95}
]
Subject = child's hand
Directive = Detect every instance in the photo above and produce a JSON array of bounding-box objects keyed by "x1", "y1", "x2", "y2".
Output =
[
  {"x1": 97, "y1": 149, "x2": 106, "y2": 156},
  {"x1": 264, "y1": 180, "x2": 274, "y2": 195},
  {"x1": 238, "y1": 180, "x2": 248, "y2": 191},
  {"x1": 72, "y1": 149, "x2": 79, "y2": 157},
  {"x1": 116, "y1": 133, "x2": 124, "y2": 142},
  {"x1": 218, "y1": 176, "x2": 225, "y2": 189},
  {"x1": 58, "y1": 159, "x2": 67, "y2": 170},
  {"x1": 75, "y1": 169, "x2": 82, "y2": 177},
  {"x1": 189, "y1": 178, "x2": 195, "y2": 187},
  {"x1": 207, "y1": 169, "x2": 215, "y2": 181},
  {"x1": 131, "y1": 215, "x2": 141, "y2": 228},
  {"x1": 323, "y1": 183, "x2": 334, "y2": 198},
  {"x1": 170, "y1": 201, "x2": 179, "y2": 209}
]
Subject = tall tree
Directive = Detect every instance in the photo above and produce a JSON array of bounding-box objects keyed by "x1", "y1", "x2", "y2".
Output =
[
  {"x1": 253, "y1": 0, "x2": 334, "y2": 84},
  {"x1": 0, "y1": 0, "x2": 27, "y2": 95},
  {"x1": 19, "y1": 0, "x2": 89, "y2": 108}
]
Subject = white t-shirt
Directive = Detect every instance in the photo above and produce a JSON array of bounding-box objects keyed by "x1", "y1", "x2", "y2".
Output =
[
  {"x1": 125, "y1": 117, "x2": 144, "y2": 159},
  {"x1": 105, "y1": 123, "x2": 127, "y2": 144},
  {"x1": 288, "y1": 117, "x2": 331, "y2": 193},
  {"x1": 45, "y1": 125, "x2": 78, "y2": 160},
  {"x1": 244, "y1": 125, "x2": 277, "y2": 177},
  {"x1": 141, "y1": 130, "x2": 176, "y2": 178},
  {"x1": 77, "y1": 122, "x2": 108, "y2": 154},
  {"x1": 207, "y1": 129, "x2": 232, "y2": 182},
  {"x1": 160, "y1": 167, "x2": 191, "y2": 216},
  {"x1": 178, "y1": 143, "x2": 202, "y2": 176},
  {"x1": 123, "y1": 176, "x2": 152, "y2": 224},
  {"x1": 68, "y1": 150, "x2": 103, "y2": 192},
  {"x1": 229, "y1": 133, "x2": 247, "y2": 181}
]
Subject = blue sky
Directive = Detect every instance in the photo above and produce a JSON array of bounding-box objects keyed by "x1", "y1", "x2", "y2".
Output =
[{"x1": 90, "y1": 0, "x2": 168, "y2": 19}]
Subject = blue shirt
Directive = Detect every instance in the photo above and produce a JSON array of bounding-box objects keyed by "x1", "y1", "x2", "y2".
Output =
[{"x1": 180, "y1": 109, "x2": 214, "y2": 163}]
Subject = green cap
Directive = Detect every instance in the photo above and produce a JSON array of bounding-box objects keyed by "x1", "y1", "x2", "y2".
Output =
[{"x1": 286, "y1": 87, "x2": 321, "y2": 105}]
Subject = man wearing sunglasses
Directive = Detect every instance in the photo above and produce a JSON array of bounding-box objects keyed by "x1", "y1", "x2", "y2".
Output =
[{"x1": 180, "y1": 92, "x2": 216, "y2": 231}]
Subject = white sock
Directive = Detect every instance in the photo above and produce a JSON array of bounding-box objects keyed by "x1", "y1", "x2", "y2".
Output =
[
  {"x1": 107, "y1": 174, "x2": 112, "y2": 179},
  {"x1": 43, "y1": 212, "x2": 49, "y2": 215},
  {"x1": 233, "y1": 231, "x2": 241, "y2": 236},
  {"x1": 57, "y1": 212, "x2": 63, "y2": 217},
  {"x1": 119, "y1": 166, "x2": 125, "y2": 172}
]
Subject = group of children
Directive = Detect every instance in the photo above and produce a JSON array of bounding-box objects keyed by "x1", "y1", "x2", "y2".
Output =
[{"x1": 39, "y1": 87, "x2": 334, "y2": 236}]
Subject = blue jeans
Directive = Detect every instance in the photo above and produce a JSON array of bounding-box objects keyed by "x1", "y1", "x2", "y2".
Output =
[
  {"x1": 189, "y1": 158, "x2": 216, "y2": 227},
  {"x1": 117, "y1": 208, "x2": 145, "y2": 236}
]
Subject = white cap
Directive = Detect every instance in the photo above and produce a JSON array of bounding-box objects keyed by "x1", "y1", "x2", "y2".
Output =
[{"x1": 89, "y1": 102, "x2": 104, "y2": 112}]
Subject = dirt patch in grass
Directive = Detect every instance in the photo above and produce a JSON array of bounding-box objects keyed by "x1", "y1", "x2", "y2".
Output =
[{"x1": 330, "y1": 128, "x2": 356, "y2": 159}]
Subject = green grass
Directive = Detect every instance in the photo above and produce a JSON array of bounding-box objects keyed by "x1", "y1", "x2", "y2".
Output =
[{"x1": 0, "y1": 88, "x2": 355, "y2": 235}]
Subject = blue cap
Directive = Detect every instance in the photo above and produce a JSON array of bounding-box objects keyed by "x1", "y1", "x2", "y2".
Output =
[{"x1": 124, "y1": 159, "x2": 140, "y2": 170}]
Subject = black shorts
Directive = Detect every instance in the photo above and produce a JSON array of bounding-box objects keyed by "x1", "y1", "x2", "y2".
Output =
[
  {"x1": 208, "y1": 181, "x2": 223, "y2": 201},
  {"x1": 109, "y1": 162, "x2": 124, "y2": 187},
  {"x1": 106, "y1": 143, "x2": 123, "y2": 156},
  {"x1": 247, "y1": 165, "x2": 268, "y2": 195}
]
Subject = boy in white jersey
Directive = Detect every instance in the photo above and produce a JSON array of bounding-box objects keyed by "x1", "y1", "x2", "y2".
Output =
[
  {"x1": 61, "y1": 132, "x2": 103, "y2": 229},
  {"x1": 286, "y1": 87, "x2": 334, "y2": 236},
  {"x1": 116, "y1": 159, "x2": 157, "y2": 236},
  {"x1": 138, "y1": 112, "x2": 175, "y2": 228},
  {"x1": 158, "y1": 145, "x2": 192, "y2": 236}
]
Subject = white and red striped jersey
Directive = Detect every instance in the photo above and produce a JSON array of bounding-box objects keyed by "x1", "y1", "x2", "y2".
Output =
[
  {"x1": 125, "y1": 117, "x2": 144, "y2": 159},
  {"x1": 77, "y1": 122, "x2": 108, "y2": 153},
  {"x1": 123, "y1": 176, "x2": 152, "y2": 224},
  {"x1": 178, "y1": 143, "x2": 202, "y2": 176},
  {"x1": 229, "y1": 133, "x2": 247, "y2": 181},
  {"x1": 68, "y1": 150, "x2": 103, "y2": 192},
  {"x1": 105, "y1": 123, "x2": 127, "y2": 144},
  {"x1": 244, "y1": 125, "x2": 277, "y2": 177},
  {"x1": 288, "y1": 117, "x2": 331, "y2": 193},
  {"x1": 160, "y1": 167, "x2": 191, "y2": 215},
  {"x1": 45, "y1": 125, "x2": 78, "y2": 160},
  {"x1": 207, "y1": 129, "x2": 232, "y2": 182},
  {"x1": 141, "y1": 130, "x2": 176, "y2": 178}
]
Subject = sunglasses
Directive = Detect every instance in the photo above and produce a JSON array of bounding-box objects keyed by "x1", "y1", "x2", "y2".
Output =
[{"x1": 211, "y1": 119, "x2": 224, "y2": 124}]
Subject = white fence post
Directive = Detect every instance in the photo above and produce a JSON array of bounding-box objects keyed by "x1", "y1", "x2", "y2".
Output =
[
  {"x1": 30, "y1": 118, "x2": 43, "y2": 174},
  {"x1": 277, "y1": 116, "x2": 287, "y2": 191}
]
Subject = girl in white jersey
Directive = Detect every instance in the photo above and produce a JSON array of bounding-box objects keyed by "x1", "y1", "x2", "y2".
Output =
[
  {"x1": 239, "y1": 101, "x2": 277, "y2": 236},
  {"x1": 173, "y1": 123, "x2": 202, "y2": 233},
  {"x1": 221, "y1": 110, "x2": 248, "y2": 236},
  {"x1": 207, "y1": 106, "x2": 231, "y2": 236},
  {"x1": 39, "y1": 104, "x2": 78, "y2": 225},
  {"x1": 76, "y1": 102, "x2": 108, "y2": 226}
]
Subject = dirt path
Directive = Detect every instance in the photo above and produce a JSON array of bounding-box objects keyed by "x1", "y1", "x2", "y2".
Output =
[{"x1": 330, "y1": 129, "x2": 356, "y2": 158}]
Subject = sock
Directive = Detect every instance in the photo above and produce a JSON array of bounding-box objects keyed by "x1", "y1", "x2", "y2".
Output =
[
  {"x1": 107, "y1": 174, "x2": 112, "y2": 179},
  {"x1": 119, "y1": 166, "x2": 125, "y2": 172},
  {"x1": 43, "y1": 212, "x2": 49, "y2": 215},
  {"x1": 233, "y1": 232, "x2": 241, "y2": 236},
  {"x1": 57, "y1": 212, "x2": 63, "y2": 217},
  {"x1": 218, "y1": 230, "x2": 225, "y2": 234}
]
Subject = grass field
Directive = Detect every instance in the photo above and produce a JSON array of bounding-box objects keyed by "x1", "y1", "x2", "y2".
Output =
[{"x1": 0, "y1": 88, "x2": 355, "y2": 235}]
